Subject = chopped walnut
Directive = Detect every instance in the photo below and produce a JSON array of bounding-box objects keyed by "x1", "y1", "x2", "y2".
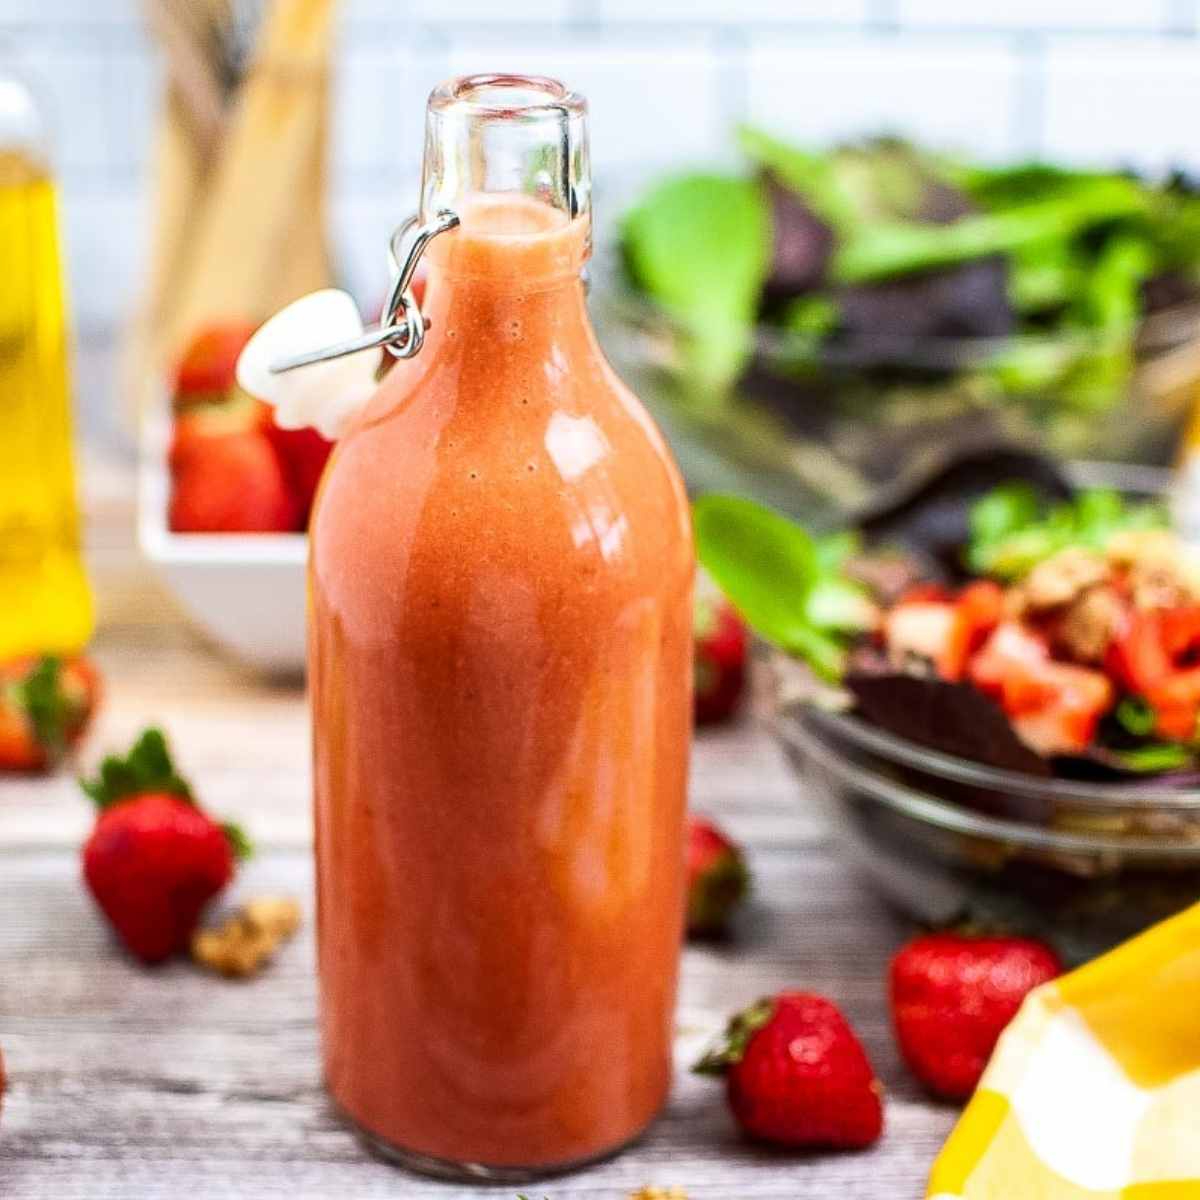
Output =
[
  {"x1": 1131, "y1": 565, "x2": 1193, "y2": 611},
  {"x1": 1056, "y1": 585, "x2": 1125, "y2": 664},
  {"x1": 1106, "y1": 529, "x2": 1178, "y2": 570},
  {"x1": 242, "y1": 896, "x2": 302, "y2": 940},
  {"x1": 192, "y1": 895, "x2": 302, "y2": 978},
  {"x1": 1107, "y1": 529, "x2": 1200, "y2": 609},
  {"x1": 1011, "y1": 547, "x2": 1109, "y2": 614}
]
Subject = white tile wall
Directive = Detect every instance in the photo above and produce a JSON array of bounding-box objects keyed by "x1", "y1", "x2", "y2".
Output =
[
  {"x1": 596, "y1": 0, "x2": 869, "y2": 24},
  {"x1": 1042, "y1": 38, "x2": 1200, "y2": 171},
  {"x1": 2, "y1": 0, "x2": 1200, "y2": 330},
  {"x1": 419, "y1": 0, "x2": 572, "y2": 23},
  {"x1": 0, "y1": 0, "x2": 140, "y2": 25},
  {"x1": 27, "y1": 46, "x2": 113, "y2": 175},
  {"x1": 332, "y1": 39, "x2": 439, "y2": 176},
  {"x1": 898, "y1": 0, "x2": 1175, "y2": 33},
  {"x1": 746, "y1": 37, "x2": 1023, "y2": 159},
  {"x1": 448, "y1": 35, "x2": 725, "y2": 168},
  {"x1": 58, "y1": 186, "x2": 147, "y2": 324}
]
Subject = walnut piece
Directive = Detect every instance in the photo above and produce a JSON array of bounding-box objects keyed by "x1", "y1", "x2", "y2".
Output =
[
  {"x1": 1107, "y1": 529, "x2": 1200, "y2": 609},
  {"x1": 1106, "y1": 529, "x2": 1178, "y2": 569},
  {"x1": 1012, "y1": 547, "x2": 1109, "y2": 614},
  {"x1": 192, "y1": 896, "x2": 302, "y2": 978},
  {"x1": 1056, "y1": 585, "x2": 1125, "y2": 664}
]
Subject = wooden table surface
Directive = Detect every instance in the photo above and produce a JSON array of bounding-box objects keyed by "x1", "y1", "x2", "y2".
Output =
[{"x1": 0, "y1": 452, "x2": 953, "y2": 1199}]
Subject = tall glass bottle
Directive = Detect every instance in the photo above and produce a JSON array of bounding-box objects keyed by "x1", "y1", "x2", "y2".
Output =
[
  {"x1": 0, "y1": 63, "x2": 92, "y2": 660},
  {"x1": 309, "y1": 75, "x2": 693, "y2": 1178}
]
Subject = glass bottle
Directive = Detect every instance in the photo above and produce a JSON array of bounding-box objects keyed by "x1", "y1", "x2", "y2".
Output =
[
  {"x1": 309, "y1": 75, "x2": 693, "y2": 1179},
  {"x1": 0, "y1": 62, "x2": 92, "y2": 660}
]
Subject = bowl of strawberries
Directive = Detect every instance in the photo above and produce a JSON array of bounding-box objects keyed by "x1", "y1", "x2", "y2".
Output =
[{"x1": 139, "y1": 322, "x2": 333, "y2": 673}]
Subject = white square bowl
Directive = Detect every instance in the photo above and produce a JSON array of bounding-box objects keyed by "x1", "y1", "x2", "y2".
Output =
[{"x1": 137, "y1": 411, "x2": 309, "y2": 676}]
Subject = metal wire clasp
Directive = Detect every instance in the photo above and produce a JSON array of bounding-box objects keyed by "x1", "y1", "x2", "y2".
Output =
[{"x1": 268, "y1": 209, "x2": 460, "y2": 375}]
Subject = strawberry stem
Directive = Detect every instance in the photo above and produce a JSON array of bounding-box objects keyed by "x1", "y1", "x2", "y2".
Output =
[
  {"x1": 693, "y1": 996, "x2": 776, "y2": 1075},
  {"x1": 80, "y1": 727, "x2": 193, "y2": 810},
  {"x1": 13, "y1": 656, "x2": 70, "y2": 758},
  {"x1": 222, "y1": 821, "x2": 254, "y2": 862}
]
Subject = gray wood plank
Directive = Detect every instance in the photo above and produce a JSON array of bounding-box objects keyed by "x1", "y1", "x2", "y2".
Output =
[
  {"x1": 0, "y1": 840, "x2": 944, "y2": 1199},
  {"x1": 0, "y1": 443, "x2": 952, "y2": 1197},
  {"x1": 0, "y1": 717, "x2": 823, "y2": 853}
]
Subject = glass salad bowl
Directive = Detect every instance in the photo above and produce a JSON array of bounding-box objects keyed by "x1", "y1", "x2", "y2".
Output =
[{"x1": 774, "y1": 687, "x2": 1200, "y2": 964}]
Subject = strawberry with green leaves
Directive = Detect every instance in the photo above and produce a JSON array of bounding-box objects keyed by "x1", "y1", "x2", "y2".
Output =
[
  {"x1": 686, "y1": 815, "x2": 750, "y2": 936},
  {"x1": 695, "y1": 991, "x2": 884, "y2": 1149},
  {"x1": 0, "y1": 656, "x2": 100, "y2": 771},
  {"x1": 81, "y1": 728, "x2": 250, "y2": 964}
]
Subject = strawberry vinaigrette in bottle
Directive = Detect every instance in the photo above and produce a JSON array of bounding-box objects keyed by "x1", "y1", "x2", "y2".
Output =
[{"x1": 309, "y1": 75, "x2": 693, "y2": 1178}]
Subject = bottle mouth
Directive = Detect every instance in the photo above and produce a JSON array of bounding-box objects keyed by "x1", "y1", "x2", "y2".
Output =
[
  {"x1": 421, "y1": 72, "x2": 592, "y2": 228},
  {"x1": 429, "y1": 74, "x2": 587, "y2": 121}
]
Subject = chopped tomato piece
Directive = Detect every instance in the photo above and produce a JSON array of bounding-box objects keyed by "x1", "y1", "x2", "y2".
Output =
[
  {"x1": 1161, "y1": 606, "x2": 1200, "y2": 662},
  {"x1": 883, "y1": 601, "x2": 957, "y2": 669},
  {"x1": 958, "y1": 580, "x2": 1006, "y2": 628},
  {"x1": 1153, "y1": 704, "x2": 1197, "y2": 742},
  {"x1": 1010, "y1": 663, "x2": 1114, "y2": 756},
  {"x1": 897, "y1": 583, "x2": 953, "y2": 605},
  {"x1": 1107, "y1": 610, "x2": 1172, "y2": 695},
  {"x1": 1147, "y1": 669, "x2": 1200, "y2": 710},
  {"x1": 1146, "y1": 668, "x2": 1200, "y2": 742},
  {"x1": 883, "y1": 582, "x2": 1006, "y2": 681},
  {"x1": 937, "y1": 581, "x2": 1006, "y2": 682},
  {"x1": 968, "y1": 622, "x2": 1050, "y2": 699},
  {"x1": 1000, "y1": 668, "x2": 1059, "y2": 716},
  {"x1": 967, "y1": 621, "x2": 1111, "y2": 754}
]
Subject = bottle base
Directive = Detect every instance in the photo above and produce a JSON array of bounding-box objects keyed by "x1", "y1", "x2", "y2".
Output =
[{"x1": 355, "y1": 1120, "x2": 649, "y2": 1183}]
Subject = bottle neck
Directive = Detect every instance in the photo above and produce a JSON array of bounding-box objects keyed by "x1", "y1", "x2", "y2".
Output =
[
  {"x1": 399, "y1": 194, "x2": 596, "y2": 400},
  {"x1": 423, "y1": 192, "x2": 589, "y2": 292}
]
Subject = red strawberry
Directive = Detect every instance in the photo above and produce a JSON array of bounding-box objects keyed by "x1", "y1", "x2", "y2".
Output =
[
  {"x1": 266, "y1": 423, "x2": 334, "y2": 524},
  {"x1": 168, "y1": 391, "x2": 272, "y2": 472},
  {"x1": 81, "y1": 728, "x2": 250, "y2": 964},
  {"x1": 890, "y1": 931, "x2": 1062, "y2": 1100},
  {"x1": 686, "y1": 815, "x2": 749, "y2": 937},
  {"x1": 169, "y1": 431, "x2": 301, "y2": 533},
  {"x1": 173, "y1": 320, "x2": 258, "y2": 403},
  {"x1": 0, "y1": 656, "x2": 101, "y2": 771},
  {"x1": 694, "y1": 577, "x2": 748, "y2": 725},
  {"x1": 695, "y1": 991, "x2": 884, "y2": 1149}
]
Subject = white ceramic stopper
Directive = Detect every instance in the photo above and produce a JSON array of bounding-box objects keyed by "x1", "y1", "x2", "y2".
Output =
[{"x1": 235, "y1": 290, "x2": 379, "y2": 440}]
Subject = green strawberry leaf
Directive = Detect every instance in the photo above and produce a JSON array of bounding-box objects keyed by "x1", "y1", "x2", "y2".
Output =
[
  {"x1": 693, "y1": 995, "x2": 776, "y2": 1076},
  {"x1": 222, "y1": 821, "x2": 254, "y2": 862},
  {"x1": 12, "y1": 656, "x2": 70, "y2": 756},
  {"x1": 80, "y1": 726, "x2": 193, "y2": 810}
]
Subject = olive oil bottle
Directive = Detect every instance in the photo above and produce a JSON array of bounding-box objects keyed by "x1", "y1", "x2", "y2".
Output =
[{"x1": 0, "y1": 75, "x2": 92, "y2": 660}]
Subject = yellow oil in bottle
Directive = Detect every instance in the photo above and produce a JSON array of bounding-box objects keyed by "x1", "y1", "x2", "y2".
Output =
[{"x1": 0, "y1": 150, "x2": 92, "y2": 659}]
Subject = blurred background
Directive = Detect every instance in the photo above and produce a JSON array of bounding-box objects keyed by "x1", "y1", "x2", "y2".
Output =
[
  {"x1": 9, "y1": 0, "x2": 1200, "y2": 445},
  {"x1": 10, "y1": 0, "x2": 1200, "y2": 669}
]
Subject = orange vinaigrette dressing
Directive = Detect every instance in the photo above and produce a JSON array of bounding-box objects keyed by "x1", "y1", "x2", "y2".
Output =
[{"x1": 309, "y1": 78, "x2": 693, "y2": 1179}]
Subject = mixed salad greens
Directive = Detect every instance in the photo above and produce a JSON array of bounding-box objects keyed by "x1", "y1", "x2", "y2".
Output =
[
  {"x1": 620, "y1": 131, "x2": 1200, "y2": 438},
  {"x1": 697, "y1": 467, "x2": 1200, "y2": 779}
]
